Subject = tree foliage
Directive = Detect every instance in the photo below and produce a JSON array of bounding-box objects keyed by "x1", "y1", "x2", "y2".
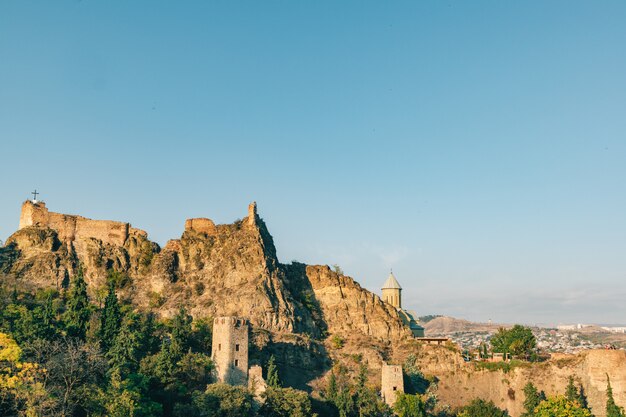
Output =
[
  {"x1": 534, "y1": 396, "x2": 593, "y2": 417},
  {"x1": 260, "y1": 387, "x2": 314, "y2": 417},
  {"x1": 99, "y1": 283, "x2": 122, "y2": 352},
  {"x1": 606, "y1": 376, "x2": 626, "y2": 417},
  {"x1": 266, "y1": 355, "x2": 281, "y2": 389},
  {"x1": 457, "y1": 398, "x2": 510, "y2": 417},
  {"x1": 63, "y1": 268, "x2": 91, "y2": 340},
  {"x1": 394, "y1": 392, "x2": 426, "y2": 417},
  {"x1": 322, "y1": 364, "x2": 392, "y2": 417},
  {"x1": 490, "y1": 325, "x2": 536, "y2": 358},
  {"x1": 522, "y1": 382, "x2": 546, "y2": 417}
]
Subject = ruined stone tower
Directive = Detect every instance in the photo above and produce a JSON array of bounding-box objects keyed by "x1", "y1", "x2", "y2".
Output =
[
  {"x1": 247, "y1": 201, "x2": 257, "y2": 227},
  {"x1": 381, "y1": 271, "x2": 402, "y2": 309},
  {"x1": 211, "y1": 316, "x2": 249, "y2": 386},
  {"x1": 381, "y1": 363, "x2": 404, "y2": 407}
]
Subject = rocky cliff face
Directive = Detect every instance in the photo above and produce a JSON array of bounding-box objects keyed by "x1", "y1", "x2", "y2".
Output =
[
  {"x1": 389, "y1": 342, "x2": 626, "y2": 417},
  {"x1": 0, "y1": 203, "x2": 412, "y2": 388},
  {"x1": 3, "y1": 224, "x2": 157, "y2": 294},
  {"x1": 3, "y1": 203, "x2": 625, "y2": 413}
]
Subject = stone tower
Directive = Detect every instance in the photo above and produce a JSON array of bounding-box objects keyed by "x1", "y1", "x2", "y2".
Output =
[
  {"x1": 247, "y1": 201, "x2": 257, "y2": 227},
  {"x1": 382, "y1": 271, "x2": 402, "y2": 309},
  {"x1": 19, "y1": 200, "x2": 49, "y2": 229},
  {"x1": 381, "y1": 363, "x2": 404, "y2": 406},
  {"x1": 211, "y1": 317, "x2": 249, "y2": 386}
]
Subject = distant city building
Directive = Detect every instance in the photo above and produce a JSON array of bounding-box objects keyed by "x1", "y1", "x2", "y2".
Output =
[
  {"x1": 601, "y1": 326, "x2": 626, "y2": 334},
  {"x1": 381, "y1": 272, "x2": 425, "y2": 337}
]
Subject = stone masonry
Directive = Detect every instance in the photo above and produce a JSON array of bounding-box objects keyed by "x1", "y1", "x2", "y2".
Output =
[
  {"x1": 248, "y1": 364, "x2": 267, "y2": 399},
  {"x1": 211, "y1": 316, "x2": 249, "y2": 386},
  {"x1": 247, "y1": 201, "x2": 257, "y2": 227},
  {"x1": 19, "y1": 200, "x2": 146, "y2": 246},
  {"x1": 381, "y1": 363, "x2": 404, "y2": 407},
  {"x1": 184, "y1": 218, "x2": 217, "y2": 235}
]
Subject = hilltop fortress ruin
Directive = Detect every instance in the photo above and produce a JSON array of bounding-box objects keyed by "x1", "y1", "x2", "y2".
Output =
[{"x1": 19, "y1": 200, "x2": 148, "y2": 246}]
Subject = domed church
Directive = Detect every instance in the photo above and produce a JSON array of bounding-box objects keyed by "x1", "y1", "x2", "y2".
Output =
[{"x1": 382, "y1": 271, "x2": 425, "y2": 337}]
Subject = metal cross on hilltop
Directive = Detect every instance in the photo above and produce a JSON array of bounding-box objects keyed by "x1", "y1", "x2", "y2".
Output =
[{"x1": 31, "y1": 190, "x2": 39, "y2": 201}]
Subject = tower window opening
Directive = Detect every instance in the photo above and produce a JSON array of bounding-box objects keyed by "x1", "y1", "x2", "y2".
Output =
[
  {"x1": 218, "y1": 344, "x2": 221, "y2": 351},
  {"x1": 234, "y1": 359, "x2": 239, "y2": 367},
  {"x1": 235, "y1": 344, "x2": 240, "y2": 352}
]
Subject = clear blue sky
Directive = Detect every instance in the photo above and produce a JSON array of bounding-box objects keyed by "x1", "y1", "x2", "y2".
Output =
[{"x1": 1, "y1": 1, "x2": 625, "y2": 325}]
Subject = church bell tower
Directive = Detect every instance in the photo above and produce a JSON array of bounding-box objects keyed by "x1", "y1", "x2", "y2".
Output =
[{"x1": 382, "y1": 271, "x2": 402, "y2": 309}]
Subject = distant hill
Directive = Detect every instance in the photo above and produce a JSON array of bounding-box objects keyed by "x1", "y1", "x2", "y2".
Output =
[{"x1": 423, "y1": 315, "x2": 503, "y2": 334}]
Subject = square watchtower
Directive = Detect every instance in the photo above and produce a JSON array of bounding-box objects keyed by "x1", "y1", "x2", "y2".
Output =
[
  {"x1": 211, "y1": 317, "x2": 249, "y2": 386},
  {"x1": 381, "y1": 363, "x2": 404, "y2": 407}
]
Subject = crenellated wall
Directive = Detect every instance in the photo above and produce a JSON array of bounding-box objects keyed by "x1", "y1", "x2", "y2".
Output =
[{"x1": 18, "y1": 200, "x2": 140, "y2": 246}]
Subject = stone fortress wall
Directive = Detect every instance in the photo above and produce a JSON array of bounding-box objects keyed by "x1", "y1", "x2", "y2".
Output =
[
  {"x1": 211, "y1": 316, "x2": 250, "y2": 386},
  {"x1": 184, "y1": 201, "x2": 257, "y2": 236},
  {"x1": 381, "y1": 363, "x2": 404, "y2": 407},
  {"x1": 19, "y1": 200, "x2": 146, "y2": 246},
  {"x1": 184, "y1": 218, "x2": 217, "y2": 235}
]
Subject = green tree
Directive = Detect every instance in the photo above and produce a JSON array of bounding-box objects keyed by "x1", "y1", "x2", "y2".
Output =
[
  {"x1": 170, "y1": 307, "x2": 192, "y2": 359},
  {"x1": 266, "y1": 355, "x2": 281, "y2": 389},
  {"x1": 90, "y1": 368, "x2": 162, "y2": 417},
  {"x1": 403, "y1": 354, "x2": 432, "y2": 394},
  {"x1": 325, "y1": 365, "x2": 354, "y2": 417},
  {"x1": 353, "y1": 363, "x2": 391, "y2": 417},
  {"x1": 99, "y1": 283, "x2": 122, "y2": 352},
  {"x1": 325, "y1": 371, "x2": 338, "y2": 403},
  {"x1": 183, "y1": 383, "x2": 254, "y2": 417},
  {"x1": 37, "y1": 292, "x2": 60, "y2": 340},
  {"x1": 190, "y1": 317, "x2": 213, "y2": 354},
  {"x1": 334, "y1": 386, "x2": 354, "y2": 417},
  {"x1": 176, "y1": 351, "x2": 214, "y2": 392},
  {"x1": 606, "y1": 375, "x2": 626, "y2": 417},
  {"x1": 2, "y1": 303, "x2": 38, "y2": 343},
  {"x1": 100, "y1": 369, "x2": 140, "y2": 417},
  {"x1": 522, "y1": 382, "x2": 546, "y2": 417},
  {"x1": 137, "y1": 312, "x2": 159, "y2": 357},
  {"x1": 577, "y1": 385, "x2": 589, "y2": 411},
  {"x1": 566, "y1": 377, "x2": 578, "y2": 403},
  {"x1": 63, "y1": 268, "x2": 91, "y2": 340},
  {"x1": 260, "y1": 387, "x2": 314, "y2": 417},
  {"x1": 457, "y1": 398, "x2": 510, "y2": 417},
  {"x1": 394, "y1": 393, "x2": 426, "y2": 417},
  {"x1": 490, "y1": 325, "x2": 536, "y2": 358},
  {"x1": 107, "y1": 313, "x2": 142, "y2": 375},
  {"x1": 563, "y1": 376, "x2": 591, "y2": 412},
  {"x1": 535, "y1": 396, "x2": 593, "y2": 417}
]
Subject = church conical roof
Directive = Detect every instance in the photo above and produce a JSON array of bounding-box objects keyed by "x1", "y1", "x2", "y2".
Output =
[{"x1": 382, "y1": 272, "x2": 402, "y2": 290}]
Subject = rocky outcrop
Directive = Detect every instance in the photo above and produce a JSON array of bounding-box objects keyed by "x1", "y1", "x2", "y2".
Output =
[
  {"x1": 2, "y1": 202, "x2": 626, "y2": 410},
  {"x1": 3, "y1": 224, "x2": 158, "y2": 294},
  {"x1": 285, "y1": 264, "x2": 411, "y2": 342},
  {"x1": 0, "y1": 202, "x2": 413, "y2": 389},
  {"x1": 389, "y1": 342, "x2": 626, "y2": 417}
]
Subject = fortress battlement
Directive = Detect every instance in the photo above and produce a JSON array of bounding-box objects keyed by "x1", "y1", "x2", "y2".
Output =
[{"x1": 18, "y1": 200, "x2": 143, "y2": 246}]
